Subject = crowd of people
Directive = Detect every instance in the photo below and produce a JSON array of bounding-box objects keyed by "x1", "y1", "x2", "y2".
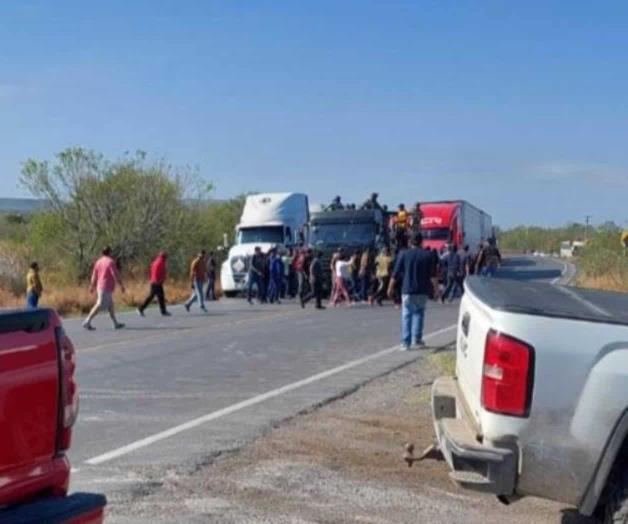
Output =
[{"x1": 22, "y1": 199, "x2": 501, "y2": 350}]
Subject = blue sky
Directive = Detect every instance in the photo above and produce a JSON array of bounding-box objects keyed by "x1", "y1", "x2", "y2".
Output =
[{"x1": 1, "y1": 1, "x2": 627, "y2": 227}]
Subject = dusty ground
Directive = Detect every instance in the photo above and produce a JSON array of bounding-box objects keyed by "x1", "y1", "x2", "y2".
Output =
[{"x1": 107, "y1": 349, "x2": 597, "y2": 524}]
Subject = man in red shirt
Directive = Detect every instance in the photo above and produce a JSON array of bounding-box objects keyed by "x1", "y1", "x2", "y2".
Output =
[
  {"x1": 137, "y1": 252, "x2": 171, "y2": 317},
  {"x1": 83, "y1": 246, "x2": 126, "y2": 331}
]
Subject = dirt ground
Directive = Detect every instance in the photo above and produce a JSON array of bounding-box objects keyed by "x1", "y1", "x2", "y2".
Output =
[{"x1": 107, "y1": 349, "x2": 598, "y2": 524}]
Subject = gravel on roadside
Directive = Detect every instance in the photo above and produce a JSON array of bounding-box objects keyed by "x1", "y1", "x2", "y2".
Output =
[{"x1": 106, "y1": 347, "x2": 595, "y2": 524}]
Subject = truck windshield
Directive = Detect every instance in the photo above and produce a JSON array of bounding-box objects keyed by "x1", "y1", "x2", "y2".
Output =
[
  {"x1": 310, "y1": 223, "x2": 375, "y2": 245},
  {"x1": 422, "y1": 227, "x2": 450, "y2": 240},
  {"x1": 238, "y1": 226, "x2": 284, "y2": 244}
]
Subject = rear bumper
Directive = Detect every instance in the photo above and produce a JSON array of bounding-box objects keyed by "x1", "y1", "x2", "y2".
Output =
[
  {"x1": 1, "y1": 492, "x2": 106, "y2": 524},
  {"x1": 432, "y1": 376, "x2": 517, "y2": 495}
]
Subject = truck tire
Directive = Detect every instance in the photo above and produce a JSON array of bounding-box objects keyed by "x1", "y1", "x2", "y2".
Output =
[{"x1": 605, "y1": 468, "x2": 628, "y2": 524}]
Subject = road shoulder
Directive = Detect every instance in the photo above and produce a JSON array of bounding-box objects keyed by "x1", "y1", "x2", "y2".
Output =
[{"x1": 105, "y1": 347, "x2": 591, "y2": 524}]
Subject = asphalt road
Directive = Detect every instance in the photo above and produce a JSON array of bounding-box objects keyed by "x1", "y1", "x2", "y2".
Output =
[{"x1": 67, "y1": 255, "x2": 570, "y2": 504}]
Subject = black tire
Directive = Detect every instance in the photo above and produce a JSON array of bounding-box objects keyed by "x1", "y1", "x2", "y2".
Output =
[
  {"x1": 605, "y1": 468, "x2": 628, "y2": 524},
  {"x1": 223, "y1": 291, "x2": 239, "y2": 298}
]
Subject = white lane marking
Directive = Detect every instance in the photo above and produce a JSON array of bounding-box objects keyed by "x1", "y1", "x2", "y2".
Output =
[
  {"x1": 557, "y1": 286, "x2": 612, "y2": 317},
  {"x1": 85, "y1": 324, "x2": 457, "y2": 465}
]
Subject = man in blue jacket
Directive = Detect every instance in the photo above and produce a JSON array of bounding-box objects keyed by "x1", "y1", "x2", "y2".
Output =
[{"x1": 388, "y1": 232, "x2": 439, "y2": 350}]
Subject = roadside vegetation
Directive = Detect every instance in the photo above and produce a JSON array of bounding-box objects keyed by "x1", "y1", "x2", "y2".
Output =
[
  {"x1": 0, "y1": 148, "x2": 245, "y2": 314},
  {"x1": 500, "y1": 222, "x2": 628, "y2": 292}
]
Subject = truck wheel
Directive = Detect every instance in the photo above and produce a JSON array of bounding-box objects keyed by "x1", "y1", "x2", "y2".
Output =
[{"x1": 605, "y1": 468, "x2": 628, "y2": 524}]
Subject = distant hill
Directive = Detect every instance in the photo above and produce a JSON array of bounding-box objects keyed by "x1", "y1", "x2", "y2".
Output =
[{"x1": 0, "y1": 198, "x2": 48, "y2": 214}]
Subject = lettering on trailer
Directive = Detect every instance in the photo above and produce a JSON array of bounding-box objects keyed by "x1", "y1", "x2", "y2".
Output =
[{"x1": 421, "y1": 217, "x2": 443, "y2": 226}]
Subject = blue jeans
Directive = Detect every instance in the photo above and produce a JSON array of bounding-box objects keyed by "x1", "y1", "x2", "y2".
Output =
[
  {"x1": 205, "y1": 276, "x2": 217, "y2": 300},
  {"x1": 267, "y1": 276, "x2": 282, "y2": 303},
  {"x1": 482, "y1": 266, "x2": 497, "y2": 278},
  {"x1": 247, "y1": 272, "x2": 263, "y2": 302},
  {"x1": 360, "y1": 275, "x2": 370, "y2": 301},
  {"x1": 401, "y1": 294, "x2": 427, "y2": 346},
  {"x1": 186, "y1": 280, "x2": 206, "y2": 310},
  {"x1": 26, "y1": 291, "x2": 39, "y2": 309}
]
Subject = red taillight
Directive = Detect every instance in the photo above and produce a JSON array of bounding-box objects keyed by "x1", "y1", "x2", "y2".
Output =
[
  {"x1": 55, "y1": 327, "x2": 79, "y2": 453},
  {"x1": 481, "y1": 330, "x2": 534, "y2": 417}
]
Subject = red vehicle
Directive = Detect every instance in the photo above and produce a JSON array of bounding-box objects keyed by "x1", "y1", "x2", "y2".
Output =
[
  {"x1": 419, "y1": 200, "x2": 492, "y2": 255},
  {"x1": 0, "y1": 308, "x2": 106, "y2": 523}
]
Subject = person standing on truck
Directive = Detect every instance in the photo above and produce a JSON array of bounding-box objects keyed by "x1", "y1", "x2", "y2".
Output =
[
  {"x1": 394, "y1": 204, "x2": 410, "y2": 252},
  {"x1": 301, "y1": 250, "x2": 325, "y2": 309},
  {"x1": 184, "y1": 250, "x2": 208, "y2": 313},
  {"x1": 247, "y1": 246, "x2": 265, "y2": 304},
  {"x1": 326, "y1": 195, "x2": 345, "y2": 211},
  {"x1": 411, "y1": 202, "x2": 423, "y2": 233},
  {"x1": 387, "y1": 232, "x2": 439, "y2": 350},
  {"x1": 205, "y1": 251, "x2": 218, "y2": 301},
  {"x1": 137, "y1": 251, "x2": 171, "y2": 317},
  {"x1": 370, "y1": 247, "x2": 392, "y2": 306},
  {"x1": 360, "y1": 192, "x2": 382, "y2": 211},
  {"x1": 83, "y1": 246, "x2": 126, "y2": 331},
  {"x1": 26, "y1": 262, "x2": 43, "y2": 309}
]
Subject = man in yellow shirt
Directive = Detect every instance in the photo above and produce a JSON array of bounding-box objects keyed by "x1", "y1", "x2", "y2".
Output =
[
  {"x1": 26, "y1": 262, "x2": 43, "y2": 309},
  {"x1": 394, "y1": 204, "x2": 410, "y2": 251}
]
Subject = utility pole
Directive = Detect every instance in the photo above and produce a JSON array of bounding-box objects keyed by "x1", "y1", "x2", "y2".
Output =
[{"x1": 584, "y1": 215, "x2": 592, "y2": 243}]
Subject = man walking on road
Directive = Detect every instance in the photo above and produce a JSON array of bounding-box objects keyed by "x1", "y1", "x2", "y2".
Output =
[
  {"x1": 83, "y1": 246, "x2": 126, "y2": 331},
  {"x1": 370, "y1": 247, "x2": 392, "y2": 306},
  {"x1": 185, "y1": 250, "x2": 208, "y2": 313},
  {"x1": 138, "y1": 251, "x2": 171, "y2": 316},
  {"x1": 476, "y1": 238, "x2": 502, "y2": 277},
  {"x1": 358, "y1": 248, "x2": 372, "y2": 302},
  {"x1": 267, "y1": 249, "x2": 284, "y2": 304},
  {"x1": 205, "y1": 251, "x2": 218, "y2": 301},
  {"x1": 247, "y1": 246, "x2": 265, "y2": 304},
  {"x1": 441, "y1": 245, "x2": 463, "y2": 303},
  {"x1": 388, "y1": 232, "x2": 439, "y2": 350},
  {"x1": 301, "y1": 250, "x2": 325, "y2": 309},
  {"x1": 294, "y1": 246, "x2": 311, "y2": 304}
]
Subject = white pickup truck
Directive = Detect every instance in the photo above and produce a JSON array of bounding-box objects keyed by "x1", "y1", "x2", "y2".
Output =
[{"x1": 432, "y1": 277, "x2": 628, "y2": 522}]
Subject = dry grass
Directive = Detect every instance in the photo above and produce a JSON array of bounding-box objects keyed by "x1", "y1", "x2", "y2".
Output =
[
  {"x1": 577, "y1": 273, "x2": 628, "y2": 293},
  {"x1": 0, "y1": 279, "x2": 197, "y2": 316}
]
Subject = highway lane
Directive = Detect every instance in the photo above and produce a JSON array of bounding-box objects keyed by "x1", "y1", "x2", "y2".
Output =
[{"x1": 68, "y1": 255, "x2": 566, "y2": 502}]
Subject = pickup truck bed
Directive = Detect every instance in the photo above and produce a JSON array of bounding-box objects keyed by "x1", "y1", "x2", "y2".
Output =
[
  {"x1": 467, "y1": 277, "x2": 628, "y2": 326},
  {"x1": 432, "y1": 277, "x2": 628, "y2": 518},
  {"x1": 0, "y1": 308, "x2": 106, "y2": 523}
]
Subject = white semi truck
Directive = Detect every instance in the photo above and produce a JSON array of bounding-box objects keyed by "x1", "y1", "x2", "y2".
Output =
[{"x1": 220, "y1": 192, "x2": 309, "y2": 297}]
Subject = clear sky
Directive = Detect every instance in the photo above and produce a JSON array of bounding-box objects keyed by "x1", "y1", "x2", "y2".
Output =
[{"x1": 1, "y1": 1, "x2": 627, "y2": 227}]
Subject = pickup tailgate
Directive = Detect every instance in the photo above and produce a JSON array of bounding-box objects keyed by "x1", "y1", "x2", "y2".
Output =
[
  {"x1": 455, "y1": 289, "x2": 493, "y2": 429},
  {"x1": 0, "y1": 309, "x2": 67, "y2": 503}
]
